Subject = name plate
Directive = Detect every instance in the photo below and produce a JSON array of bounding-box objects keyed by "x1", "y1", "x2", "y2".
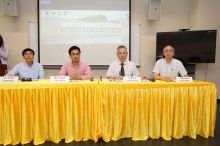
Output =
[
  {"x1": 123, "y1": 76, "x2": 141, "y2": 82},
  {"x1": 0, "y1": 76, "x2": 19, "y2": 82},
  {"x1": 176, "y1": 77, "x2": 193, "y2": 82},
  {"x1": 50, "y1": 76, "x2": 69, "y2": 82}
]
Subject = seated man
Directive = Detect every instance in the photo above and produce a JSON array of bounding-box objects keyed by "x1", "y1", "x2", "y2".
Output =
[
  {"x1": 9, "y1": 48, "x2": 45, "y2": 79},
  {"x1": 58, "y1": 46, "x2": 93, "y2": 80},
  {"x1": 153, "y1": 45, "x2": 188, "y2": 81},
  {"x1": 106, "y1": 45, "x2": 148, "y2": 79}
]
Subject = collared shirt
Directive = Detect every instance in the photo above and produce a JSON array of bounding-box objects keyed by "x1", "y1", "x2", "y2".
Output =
[
  {"x1": 0, "y1": 45, "x2": 10, "y2": 69},
  {"x1": 106, "y1": 59, "x2": 139, "y2": 77},
  {"x1": 9, "y1": 62, "x2": 45, "y2": 79},
  {"x1": 58, "y1": 61, "x2": 93, "y2": 80},
  {"x1": 153, "y1": 58, "x2": 187, "y2": 78}
]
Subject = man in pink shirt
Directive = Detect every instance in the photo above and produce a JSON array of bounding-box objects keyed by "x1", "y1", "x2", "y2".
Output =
[{"x1": 58, "y1": 46, "x2": 93, "y2": 80}]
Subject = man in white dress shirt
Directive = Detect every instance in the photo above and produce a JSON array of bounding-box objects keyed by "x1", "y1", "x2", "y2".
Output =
[
  {"x1": 106, "y1": 45, "x2": 148, "y2": 79},
  {"x1": 153, "y1": 45, "x2": 188, "y2": 81}
]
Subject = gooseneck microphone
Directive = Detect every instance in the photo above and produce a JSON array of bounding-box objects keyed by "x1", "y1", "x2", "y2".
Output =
[{"x1": 149, "y1": 78, "x2": 155, "y2": 82}]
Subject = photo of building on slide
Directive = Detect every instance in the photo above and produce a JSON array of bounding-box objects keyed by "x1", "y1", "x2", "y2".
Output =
[{"x1": 40, "y1": 10, "x2": 129, "y2": 44}]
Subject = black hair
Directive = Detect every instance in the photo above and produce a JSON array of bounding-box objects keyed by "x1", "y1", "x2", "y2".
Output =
[
  {"x1": 22, "y1": 48, "x2": 35, "y2": 56},
  {"x1": 68, "y1": 46, "x2": 81, "y2": 55},
  {"x1": 0, "y1": 35, "x2": 4, "y2": 48}
]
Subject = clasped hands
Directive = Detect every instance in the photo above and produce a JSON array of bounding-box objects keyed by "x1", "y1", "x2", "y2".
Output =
[
  {"x1": 138, "y1": 75, "x2": 149, "y2": 80},
  {"x1": 70, "y1": 73, "x2": 82, "y2": 80},
  {"x1": 161, "y1": 76, "x2": 173, "y2": 82}
]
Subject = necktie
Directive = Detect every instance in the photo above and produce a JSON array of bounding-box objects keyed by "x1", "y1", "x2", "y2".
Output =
[{"x1": 120, "y1": 63, "x2": 125, "y2": 76}]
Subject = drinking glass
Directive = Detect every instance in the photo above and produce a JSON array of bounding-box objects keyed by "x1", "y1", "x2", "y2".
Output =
[
  {"x1": 48, "y1": 70, "x2": 54, "y2": 78},
  {"x1": 116, "y1": 71, "x2": 122, "y2": 82},
  {"x1": 5, "y1": 70, "x2": 10, "y2": 76}
]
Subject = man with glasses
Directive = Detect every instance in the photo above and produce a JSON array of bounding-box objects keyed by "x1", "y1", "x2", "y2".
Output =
[
  {"x1": 8, "y1": 48, "x2": 45, "y2": 79},
  {"x1": 153, "y1": 45, "x2": 188, "y2": 81},
  {"x1": 58, "y1": 46, "x2": 93, "y2": 80}
]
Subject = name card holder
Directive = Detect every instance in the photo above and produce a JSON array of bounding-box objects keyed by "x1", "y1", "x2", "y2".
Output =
[
  {"x1": 50, "y1": 76, "x2": 69, "y2": 82},
  {"x1": 0, "y1": 76, "x2": 19, "y2": 82},
  {"x1": 176, "y1": 77, "x2": 193, "y2": 82},
  {"x1": 123, "y1": 76, "x2": 141, "y2": 82}
]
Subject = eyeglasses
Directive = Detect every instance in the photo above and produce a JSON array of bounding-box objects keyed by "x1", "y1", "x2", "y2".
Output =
[{"x1": 163, "y1": 50, "x2": 174, "y2": 53}]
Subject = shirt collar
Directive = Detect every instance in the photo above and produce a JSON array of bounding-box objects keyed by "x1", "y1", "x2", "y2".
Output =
[
  {"x1": 71, "y1": 61, "x2": 81, "y2": 68},
  {"x1": 117, "y1": 59, "x2": 128, "y2": 65},
  {"x1": 24, "y1": 61, "x2": 35, "y2": 67},
  {"x1": 164, "y1": 58, "x2": 173, "y2": 64}
]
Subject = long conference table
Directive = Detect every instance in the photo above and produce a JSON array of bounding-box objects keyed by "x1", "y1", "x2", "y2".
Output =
[{"x1": 0, "y1": 79, "x2": 217, "y2": 145}]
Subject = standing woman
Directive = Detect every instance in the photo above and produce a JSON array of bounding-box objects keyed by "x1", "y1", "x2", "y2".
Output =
[{"x1": 0, "y1": 35, "x2": 10, "y2": 69}]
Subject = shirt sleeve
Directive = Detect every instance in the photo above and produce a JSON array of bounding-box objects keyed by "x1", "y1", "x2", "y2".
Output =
[
  {"x1": 152, "y1": 60, "x2": 160, "y2": 74},
  {"x1": 179, "y1": 62, "x2": 188, "y2": 76},
  {"x1": 81, "y1": 65, "x2": 93, "y2": 80},
  {"x1": 9, "y1": 64, "x2": 19, "y2": 75},
  {"x1": 58, "y1": 65, "x2": 67, "y2": 76},
  {"x1": 0, "y1": 45, "x2": 9, "y2": 60},
  {"x1": 131, "y1": 63, "x2": 139, "y2": 76},
  {"x1": 38, "y1": 65, "x2": 45, "y2": 79},
  {"x1": 106, "y1": 64, "x2": 114, "y2": 77}
]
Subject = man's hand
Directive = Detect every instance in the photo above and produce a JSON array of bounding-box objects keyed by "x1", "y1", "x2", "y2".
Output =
[
  {"x1": 70, "y1": 73, "x2": 82, "y2": 80},
  {"x1": 139, "y1": 75, "x2": 149, "y2": 80},
  {"x1": 107, "y1": 76, "x2": 123, "y2": 80},
  {"x1": 7, "y1": 74, "x2": 15, "y2": 77},
  {"x1": 160, "y1": 76, "x2": 172, "y2": 82}
]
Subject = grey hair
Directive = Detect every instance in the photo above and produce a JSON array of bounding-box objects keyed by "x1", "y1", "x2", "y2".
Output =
[
  {"x1": 117, "y1": 45, "x2": 127, "y2": 51},
  {"x1": 163, "y1": 45, "x2": 175, "y2": 52}
]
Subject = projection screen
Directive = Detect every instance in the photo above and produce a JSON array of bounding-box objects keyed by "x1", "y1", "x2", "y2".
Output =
[{"x1": 38, "y1": 0, "x2": 131, "y2": 66}]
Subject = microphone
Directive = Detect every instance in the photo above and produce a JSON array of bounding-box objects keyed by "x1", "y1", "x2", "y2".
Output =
[
  {"x1": 149, "y1": 78, "x2": 155, "y2": 82},
  {"x1": 21, "y1": 78, "x2": 32, "y2": 82}
]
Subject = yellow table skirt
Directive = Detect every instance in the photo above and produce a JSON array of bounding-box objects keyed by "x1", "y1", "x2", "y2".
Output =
[
  {"x1": 0, "y1": 79, "x2": 217, "y2": 145},
  {"x1": 0, "y1": 80, "x2": 101, "y2": 145},
  {"x1": 100, "y1": 80, "x2": 217, "y2": 141}
]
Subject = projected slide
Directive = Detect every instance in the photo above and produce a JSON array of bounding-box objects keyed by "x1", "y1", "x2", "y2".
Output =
[
  {"x1": 41, "y1": 10, "x2": 129, "y2": 44},
  {"x1": 39, "y1": 0, "x2": 130, "y2": 66}
]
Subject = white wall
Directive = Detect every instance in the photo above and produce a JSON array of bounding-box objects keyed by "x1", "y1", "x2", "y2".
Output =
[
  {"x1": 0, "y1": 0, "x2": 38, "y2": 69},
  {"x1": 132, "y1": 0, "x2": 189, "y2": 76},
  {"x1": 0, "y1": 0, "x2": 219, "y2": 98},
  {"x1": 188, "y1": 0, "x2": 220, "y2": 98}
]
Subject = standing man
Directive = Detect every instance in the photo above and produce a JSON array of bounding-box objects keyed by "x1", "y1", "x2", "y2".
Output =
[
  {"x1": 153, "y1": 45, "x2": 188, "y2": 81},
  {"x1": 58, "y1": 46, "x2": 93, "y2": 80},
  {"x1": 106, "y1": 45, "x2": 148, "y2": 79},
  {"x1": 8, "y1": 48, "x2": 45, "y2": 79}
]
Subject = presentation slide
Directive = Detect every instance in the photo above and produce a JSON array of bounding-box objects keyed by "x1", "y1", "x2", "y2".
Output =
[{"x1": 39, "y1": 0, "x2": 130, "y2": 66}]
